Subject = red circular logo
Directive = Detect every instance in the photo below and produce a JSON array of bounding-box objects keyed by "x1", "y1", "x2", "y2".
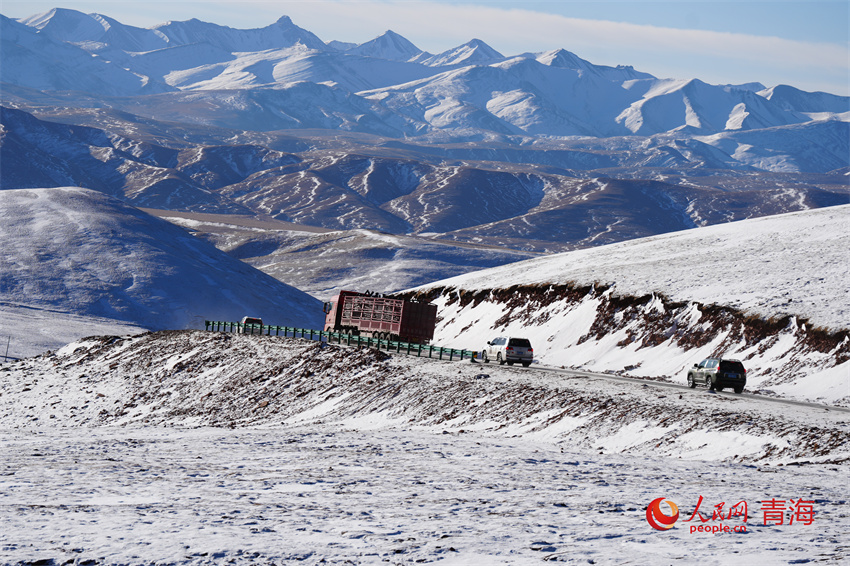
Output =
[{"x1": 646, "y1": 498, "x2": 679, "y2": 530}]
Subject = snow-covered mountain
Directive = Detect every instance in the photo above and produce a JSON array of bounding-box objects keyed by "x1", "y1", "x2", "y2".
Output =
[
  {"x1": 20, "y1": 7, "x2": 170, "y2": 52},
  {"x1": 616, "y1": 78, "x2": 806, "y2": 135},
  {"x1": 760, "y1": 83, "x2": 850, "y2": 114},
  {"x1": 4, "y1": 8, "x2": 847, "y2": 141},
  {"x1": 419, "y1": 38, "x2": 504, "y2": 67},
  {"x1": 0, "y1": 187, "x2": 323, "y2": 334},
  {"x1": 0, "y1": 14, "x2": 172, "y2": 96},
  {"x1": 535, "y1": 48, "x2": 653, "y2": 82},
  {"x1": 345, "y1": 30, "x2": 427, "y2": 62},
  {"x1": 20, "y1": 8, "x2": 328, "y2": 53},
  {"x1": 3, "y1": 106, "x2": 845, "y2": 237}
]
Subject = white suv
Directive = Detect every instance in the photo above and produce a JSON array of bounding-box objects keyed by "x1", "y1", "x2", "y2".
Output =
[{"x1": 483, "y1": 337, "x2": 533, "y2": 367}]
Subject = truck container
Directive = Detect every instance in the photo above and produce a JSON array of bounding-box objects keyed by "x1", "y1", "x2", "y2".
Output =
[{"x1": 323, "y1": 290, "x2": 437, "y2": 344}]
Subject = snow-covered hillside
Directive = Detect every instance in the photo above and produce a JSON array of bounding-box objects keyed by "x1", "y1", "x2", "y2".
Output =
[
  {"x1": 0, "y1": 187, "x2": 322, "y2": 353},
  {"x1": 0, "y1": 331, "x2": 847, "y2": 564},
  {"x1": 411, "y1": 206, "x2": 850, "y2": 406},
  {"x1": 422, "y1": 205, "x2": 850, "y2": 329}
]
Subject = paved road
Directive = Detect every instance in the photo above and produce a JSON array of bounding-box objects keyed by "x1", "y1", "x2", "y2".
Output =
[
  {"x1": 239, "y1": 331, "x2": 850, "y2": 415},
  {"x1": 475, "y1": 359, "x2": 850, "y2": 414}
]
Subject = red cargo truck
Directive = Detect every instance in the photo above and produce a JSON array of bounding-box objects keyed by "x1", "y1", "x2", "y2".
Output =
[{"x1": 323, "y1": 290, "x2": 437, "y2": 344}]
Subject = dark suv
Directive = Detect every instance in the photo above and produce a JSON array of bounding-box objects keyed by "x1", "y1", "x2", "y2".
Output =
[{"x1": 687, "y1": 358, "x2": 747, "y2": 393}]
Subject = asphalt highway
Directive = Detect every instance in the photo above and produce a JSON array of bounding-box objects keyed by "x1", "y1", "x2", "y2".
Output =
[{"x1": 472, "y1": 359, "x2": 850, "y2": 414}]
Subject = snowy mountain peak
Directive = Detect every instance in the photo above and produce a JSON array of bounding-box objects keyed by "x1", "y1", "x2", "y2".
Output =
[
  {"x1": 535, "y1": 48, "x2": 653, "y2": 82},
  {"x1": 347, "y1": 29, "x2": 425, "y2": 62},
  {"x1": 759, "y1": 84, "x2": 850, "y2": 113},
  {"x1": 20, "y1": 8, "x2": 107, "y2": 42},
  {"x1": 422, "y1": 38, "x2": 504, "y2": 67},
  {"x1": 150, "y1": 14, "x2": 328, "y2": 52},
  {"x1": 537, "y1": 48, "x2": 590, "y2": 69}
]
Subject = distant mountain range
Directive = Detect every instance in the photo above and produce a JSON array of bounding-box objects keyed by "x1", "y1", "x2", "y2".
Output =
[
  {"x1": 1, "y1": 8, "x2": 848, "y2": 294},
  {"x1": 2, "y1": 8, "x2": 847, "y2": 140}
]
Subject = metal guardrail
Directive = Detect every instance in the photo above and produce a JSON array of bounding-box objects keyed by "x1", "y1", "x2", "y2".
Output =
[{"x1": 204, "y1": 321, "x2": 479, "y2": 362}]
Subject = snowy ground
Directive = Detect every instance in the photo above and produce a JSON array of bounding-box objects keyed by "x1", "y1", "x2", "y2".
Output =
[
  {"x1": 413, "y1": 205, "x2": 850, "y2": 408},
  {"x1": 0, "y1": 304, "x2": 147, "y2": 360},
  {"x1": 1, "y1": 196, "x2": 847, "y2": 564},
  {"x1": 1, "y1": 331, "x2": 848, "y2": 564},
  {"x1": 2, "y1": 426, "x2": 848, "y2": 565}
]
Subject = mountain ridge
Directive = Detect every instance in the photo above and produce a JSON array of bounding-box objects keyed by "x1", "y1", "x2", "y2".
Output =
[{"x1": 5, "y1": 8, "x2": 846, "y2": 141}]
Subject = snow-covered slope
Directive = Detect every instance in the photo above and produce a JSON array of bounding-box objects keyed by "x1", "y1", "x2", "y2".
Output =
[
  {"x1": 0, "y1": 188, "x2": 323, "y2": 337},
  {"x1": 1, "y1": 330, "x2": 847, "y2": 563},
  {"x1": 410, "y1": 206, "x2": 850, "y2": 405},
  {"x1": 0, "y1": 14, "x2": 171, "y2": 96},
  {"x1": 617, "y1": 78, "x2": 806, "y2": 135},
  {"x1": 420, "y1": 206, "x2": 850, "y2": 329}
]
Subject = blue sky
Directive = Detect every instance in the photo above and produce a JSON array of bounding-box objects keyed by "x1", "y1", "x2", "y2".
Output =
[{"x1": 4, "y1": 0, "x2": 849, "y2": 95}]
